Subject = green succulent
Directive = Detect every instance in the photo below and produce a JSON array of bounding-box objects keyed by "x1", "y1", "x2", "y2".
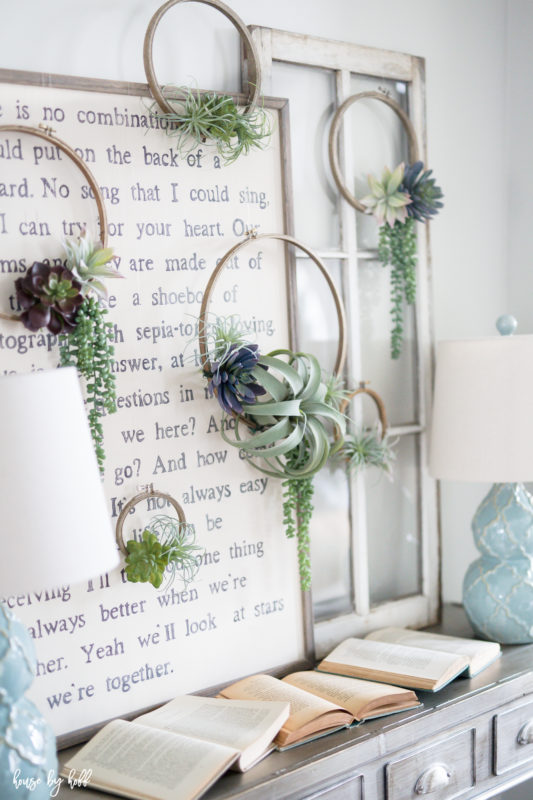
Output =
[
  {"x1": 125, "y1": 530, "x2": 169, "y2": 589},
  {"x1": 64, "y1": 229, "x2": 122, "y2": 299},
  {"x1": 150, "y1": 87, "x2": 271, "y2": 165},
  {"x1": 361, "y1": 163, "x2": 411, "y2": 226}
]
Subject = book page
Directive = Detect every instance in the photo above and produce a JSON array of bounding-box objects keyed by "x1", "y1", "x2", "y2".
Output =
[
  {"x1": 135, "y1": 695, "x2": 289, "y2": 755},
  {"x1": 62, "y1": 719, "x2": 237, "y2": 800},
  {"x1": 218, "y1": 674, "x2": 340, "y2": 731},
  {"x1": 320, "y1": 638, "x2": 464, "y2": 681},
  {"x1": 365, "y1": 628, "x2": 500, "y2": 672},
  {"x1": 283, "y1": 671, "x2": 416, "y2": 717}
]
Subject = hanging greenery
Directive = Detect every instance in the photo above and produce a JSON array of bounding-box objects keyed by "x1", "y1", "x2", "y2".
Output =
[
  {"x1": 362, "y1": 161, "x2": 443, "y2": 359},
  {"x1": 14, "y1": 230, "x2": 122, "y2": 472}
]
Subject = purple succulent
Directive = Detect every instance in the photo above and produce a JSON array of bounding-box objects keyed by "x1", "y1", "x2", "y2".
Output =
[
  {"x1": 15, "y1": 262, "x2": 84, "y2": 334},
  {"x1": 206, "y1": 342, "x2": 266, "y2": 414}
]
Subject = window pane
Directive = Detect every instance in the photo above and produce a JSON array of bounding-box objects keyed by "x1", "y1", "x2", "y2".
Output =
[
  {"x1": 271, "y1": 62, "x2": 340, "y2": 250},
  {"x1": 367, "y1": 434, "x2": 422, "y2": 605},
  {"x1": 294, "y1": 258, "x2": 353, "y2": 618},
  {"x1": 358, "y1": 258, "x2": 418, "y2": 426}
]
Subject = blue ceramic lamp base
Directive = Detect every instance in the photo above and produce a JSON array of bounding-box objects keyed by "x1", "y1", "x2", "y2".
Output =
[
  {"x1": 0, "y1": 605, "x2": 57, "y2": 799},
  {"x1": 463, "y1": 483, "x2": 533, "y2": 644}
]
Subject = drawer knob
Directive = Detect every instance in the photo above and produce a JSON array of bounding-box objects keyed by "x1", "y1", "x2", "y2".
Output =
[
  {"x1": 517, "y1": 720, "x2": 533, "y2": 745},
  {"x1": 414, "y1": 763, "x2": 452, "y2": 795}
]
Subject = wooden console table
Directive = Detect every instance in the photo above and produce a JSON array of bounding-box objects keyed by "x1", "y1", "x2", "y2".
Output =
[{"x1": 57, "y1": 606, "x2": 533, "y2": 799}]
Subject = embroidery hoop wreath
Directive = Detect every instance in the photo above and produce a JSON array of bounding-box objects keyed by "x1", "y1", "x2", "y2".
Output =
[
  {"x1": 198, "y1": 231, "x2": 347, "y2": 589},
  {"x1": 336, "y1": 382, "x2": 395, "y2": 477},
  {"x1": 0, "y1": 123, "x2": 116, "y2": 471},
  {"x1": 116, "y1": 484, "x2": 201, "y2": 590},
  {"x1": 143, "y1": 0, "x2": 268, "y2": 163},
  {"x1": 328, "y1": 91, "x2": 424, "y2": 360}
]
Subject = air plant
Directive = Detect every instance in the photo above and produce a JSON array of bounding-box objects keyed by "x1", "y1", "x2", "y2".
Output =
[
  {"x1": 339, "y1": 427, "x2": 396, "y2": 476},
  {"x1": 201, "y1": 317, "x2": 348, "y2": 590},
  {"x1": 362, "y1": 161, "x2": 443, "y2": 359},
  {"x1": 124, "y1": 515, "x2": 202, "y2": 590},
  {"x1": 149, "y1": 87, "x2": 271, "y2": 164}
]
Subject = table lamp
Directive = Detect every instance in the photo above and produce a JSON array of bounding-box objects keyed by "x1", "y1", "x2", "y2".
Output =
[
  {"x1": 0, "y1": 367, "x2": 119, "y2": 799},
  {"x1": 429, "y1": 315, "x2": 533, "y2": 643}
]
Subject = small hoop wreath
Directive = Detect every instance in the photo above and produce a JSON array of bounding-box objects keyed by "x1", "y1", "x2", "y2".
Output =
[
  {"x1": 115, "y1": 485, "x2": 187, "y2": 554},
  {"x1": 143, "y1": 0, "x2": 262, "y2": 113},
  {"x1": 116, "y1": 485, "x2": 200, "y2": 590},
  {"x1": 0, "y1": 124, "x2": 119, "y2": 472},
  {"x1": 339, "y1": 382, "x2": 388, "y2": 440},
  {"x1": 328, "y1": 91, "x2": 419, "y2": 212},
  {"x1": 198, "y1": 231, "x2": 347, "y2": 390},
  {"x1": 0, "y1": 124, "x2": 108, "y2": 324}
]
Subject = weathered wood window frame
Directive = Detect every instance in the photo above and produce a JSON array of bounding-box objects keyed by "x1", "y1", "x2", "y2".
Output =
[{"x1": 245, "y1": 27, "x2": 440, "y2": 656}]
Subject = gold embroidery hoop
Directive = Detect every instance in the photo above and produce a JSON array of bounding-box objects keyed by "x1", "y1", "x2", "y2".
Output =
[
  {"x1": 328, "y1": 91, "x2": 420, "y2": 213},
  {"x1": 115, "y1": 484, "x2": 188, "y2": 555},
  {"x1": 0, "y1": 123, "x2": 108, "y2": 323},
  {"x1": 198, "y1": 231, "x2": 347, "y2": 425},
  {"x1": 143, "y1": 0, "x2": 262, "y2": 114}
]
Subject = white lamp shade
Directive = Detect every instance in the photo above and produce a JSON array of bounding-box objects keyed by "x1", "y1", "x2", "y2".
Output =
[
  {"x1": 0, "y1": 368, "x2": 119, "y2": 597},
  {"x1": 429, "y1": 335, "x2": 533, "y2": 483}
]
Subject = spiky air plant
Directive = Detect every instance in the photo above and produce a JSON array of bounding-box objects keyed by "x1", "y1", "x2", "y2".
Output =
[
  {"x1": 201, "y1": 317, "x2": 349, "y2": 590},
  {"x1": 149, "y1": 87, "x2": 271, "y2": 164},
  {"x1": 125, "y1": 515, "x2": 202, "y2": 590},
  {"x1": 363, "y1": 162, "x2": 443, "y2": 359},
  {"x1": 339, "y1": 428, "x2": 396, "y2": 476}
]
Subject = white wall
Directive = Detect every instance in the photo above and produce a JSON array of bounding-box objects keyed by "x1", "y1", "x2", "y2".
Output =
[{"x1": 0, "y1": 0, "x2": 513, "y2": 603}]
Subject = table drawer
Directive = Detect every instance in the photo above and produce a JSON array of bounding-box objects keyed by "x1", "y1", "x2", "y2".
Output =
[
  {"x1": 385, "y1": 728, "x2": 476, "y2": 800},
  {"x1": 494, "y1": 699, "x2": 533, "y2": 775},
  {"x1": 307, "y1": 774, "x2": 363, "y2": 800}
]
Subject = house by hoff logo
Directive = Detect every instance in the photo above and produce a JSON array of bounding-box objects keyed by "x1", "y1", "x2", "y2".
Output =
[{"x1": 12, "y1": 768, "x2": 92, "y2": 797}]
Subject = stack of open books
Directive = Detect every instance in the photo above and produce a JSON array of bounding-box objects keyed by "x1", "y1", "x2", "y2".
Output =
[{"x1": 62, "y1": 627, "x2": 500, "y2": 800}]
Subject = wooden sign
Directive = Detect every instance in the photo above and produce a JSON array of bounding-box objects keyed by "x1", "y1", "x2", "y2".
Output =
[{"x1": 0, "y1": 69, "x2": 312, "y2": 746}]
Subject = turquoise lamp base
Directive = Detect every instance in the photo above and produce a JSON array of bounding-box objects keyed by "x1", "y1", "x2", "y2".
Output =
[
  {"x1": 463, "y1": 483, "x2": 533, "y2": 644},
  {"x1": 0, "y1": 605, "x2": 57, "y2": 799}
]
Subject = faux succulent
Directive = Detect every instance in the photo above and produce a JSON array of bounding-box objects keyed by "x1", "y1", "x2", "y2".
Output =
[
  {"x1": 63, "y1": 229, "x2": 122, "y2": 299},
  {"x1": 204, "y1": 342, "x2": 266, "y2": 414},
  {"x1": 125, "y1": 516, "x2": 202, "y2": 590},
  {"x1": 362, "y1": 161, "x2": 444, "y2": 359},
  {"x1": 150, "y1": 87, "x2": 271, "y2": 164},
  {"x1": 15, "y1": 262, "x2": 83, "y2": 334},
  {"x1": 401, "y1": 161, "x2": 444, "y2": 222},
  {"x1": 361, "y1": 163, "x2": 411, "y2": 227}
]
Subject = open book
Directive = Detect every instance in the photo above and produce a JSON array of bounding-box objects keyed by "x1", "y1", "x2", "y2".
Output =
[
  {"x1": 364, "y1": 627, "x2": 501, "y2": 677},
  {"x1": 218, "y1": 671, "x2": 419, "y2": 747},
  {"x1": 61, "y1": 695, "x2": 290, "y2": 800},
  {"x1": 317, "y1": 637, "x2": 470, "y2": 692}
]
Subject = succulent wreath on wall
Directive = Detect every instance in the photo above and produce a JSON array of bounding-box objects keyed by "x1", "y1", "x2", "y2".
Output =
[
  {"x1": 198, "y1": 232, "x2": 395, "y2": 590},
  {"x1": 329, "y1": 91, "x2": 444, "y2": 359},
  {"x1": 0, "y1": 125, "x2": 121, "y2": 473}
]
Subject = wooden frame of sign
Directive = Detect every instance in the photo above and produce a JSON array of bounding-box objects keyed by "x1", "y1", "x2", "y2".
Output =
[{"x1": 0, "y1": 67, "x2": 314, "y2": 747}]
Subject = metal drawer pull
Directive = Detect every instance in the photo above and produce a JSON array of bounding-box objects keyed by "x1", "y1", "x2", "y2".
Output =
[
  {"x1": 414, "y1": 763, "x2": 452, "y2": 794},
  {"x1": 517, "y1": 720, "x2": 533, "y2": 745}
]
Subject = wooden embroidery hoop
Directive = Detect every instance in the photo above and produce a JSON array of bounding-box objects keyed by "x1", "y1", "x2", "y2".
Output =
[
  {"x1": 328, "y1": 91, "x2": 420, "y2": 212},
  {"x1": 115, "y1": 484, "x2": 188, "y2": 556},
  {"x1": 0, "y1": 123, "x2": 108, "y2": 323},
  {"x1": 143, "y1": 0, "x2": 262, "y2": 114},
  {"x1": 340, "y1": 382, "x2": 388, "y2": 441},
  {"x1": 198, "y1": 230, "x2": 347, "y2": 424}
]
